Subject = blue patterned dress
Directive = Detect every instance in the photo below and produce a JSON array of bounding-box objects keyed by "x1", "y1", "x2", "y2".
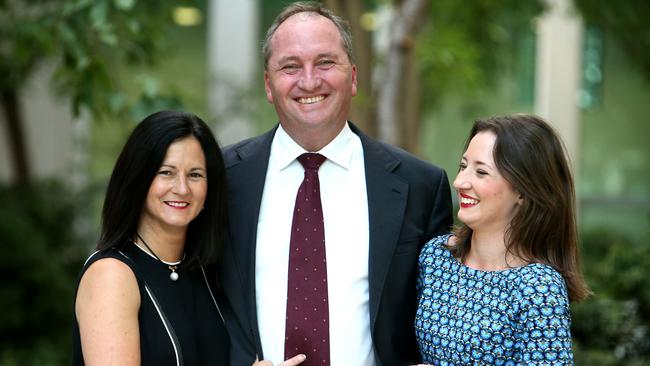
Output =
[{"x1": 415, "y1": 234, "x2": 574, "y2": 365}]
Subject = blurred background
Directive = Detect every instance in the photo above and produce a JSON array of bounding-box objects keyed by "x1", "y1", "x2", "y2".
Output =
[{"x1": 1, "y1": 0, "x2": 648, "y2": 364}]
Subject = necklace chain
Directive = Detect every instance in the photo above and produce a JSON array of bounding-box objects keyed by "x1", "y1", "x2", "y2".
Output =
[{"x1": 135, "y1": 233, "x2": 180, "y2": 281}]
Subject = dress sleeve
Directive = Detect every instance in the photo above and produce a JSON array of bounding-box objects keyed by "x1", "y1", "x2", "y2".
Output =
[
  {"x1": 515, "y1": 267, "x2": 574, "y2": 365},
  {"x1": 416, "y1": 237, "x2": 432, "y2": 295}
]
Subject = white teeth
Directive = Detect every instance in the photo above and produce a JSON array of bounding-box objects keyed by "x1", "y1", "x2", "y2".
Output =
[
  {"x1": 166, "y1": 201, "x2": 189, "y2": 208},
  {"x1": 297, "y1": 95, "x2": 325, "y2": 104},
  {"x1": 460, "y1": 197, "x2": 479, "y2": 205}
]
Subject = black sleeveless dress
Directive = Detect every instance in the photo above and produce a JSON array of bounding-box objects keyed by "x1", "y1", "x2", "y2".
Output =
[{"x1": 72, "y1": 244, "x2": 229, "y2": 365}]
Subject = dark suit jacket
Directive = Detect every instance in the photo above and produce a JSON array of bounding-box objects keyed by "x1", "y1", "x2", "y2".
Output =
[{"x1": 220, "y1": 123, "x2": 452, "y2": 366}]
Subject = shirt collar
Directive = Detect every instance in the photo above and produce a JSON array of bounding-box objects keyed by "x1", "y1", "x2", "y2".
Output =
[{"x1": 272, "y1": 122, "x2": 356, "y2": 171}]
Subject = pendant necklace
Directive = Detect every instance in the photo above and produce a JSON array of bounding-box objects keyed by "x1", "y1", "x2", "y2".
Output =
[{"x1": 136, "y1": 233, "x2": 181, "y2": 281}]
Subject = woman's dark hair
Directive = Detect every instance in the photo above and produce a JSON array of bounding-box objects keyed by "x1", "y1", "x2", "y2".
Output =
[
  {"x1": 451, "y1": 114, "x2": 590, "y2": 302},
  {"x1": 98, "y1": 111, "x2": 227, "y2": 273}
]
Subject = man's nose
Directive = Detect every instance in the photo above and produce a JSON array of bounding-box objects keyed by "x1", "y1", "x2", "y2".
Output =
[{"x1": 298, "y1": 66, "x2": 322, "y2": 91}]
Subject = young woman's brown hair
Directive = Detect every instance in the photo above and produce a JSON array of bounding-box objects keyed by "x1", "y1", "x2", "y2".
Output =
[{"x1": 452, "y1": 114, "x2": 590, "y2": 302}]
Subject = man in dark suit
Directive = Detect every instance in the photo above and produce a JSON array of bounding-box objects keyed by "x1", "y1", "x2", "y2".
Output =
[{"x1": 220, "y1": 2, "x2": 452, "y2": 365}]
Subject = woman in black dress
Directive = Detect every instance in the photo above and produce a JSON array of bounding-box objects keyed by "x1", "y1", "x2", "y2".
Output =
[{"x1": 73, "y1": 111, "x2": 229, "y2": 365}]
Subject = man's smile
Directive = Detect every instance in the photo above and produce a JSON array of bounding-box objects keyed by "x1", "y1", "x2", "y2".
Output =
[{"x1": 296, "y1": 95, "x2": 326, "y2": 104}]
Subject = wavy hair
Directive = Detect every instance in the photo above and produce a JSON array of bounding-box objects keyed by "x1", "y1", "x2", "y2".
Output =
[{"x1": 451, "y1": 114, "x2": 590, "y2": 302}]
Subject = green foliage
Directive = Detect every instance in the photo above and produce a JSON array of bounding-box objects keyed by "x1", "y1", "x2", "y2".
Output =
[
  {"x1": 0, "y1": 181, "x2": 89, "y2": 365},
  {"x1": 572, "y1": 229, "x2": 650, "y2": 364},
  {"x1": 573, "y1": 0, "x2": 650, "y2": 82},
  {"x1": 0, "y1": 0, "x2": 190, "y2": 117},
  {"x1": 416, "y1": 0, "x2": 545, "y2": 107}
]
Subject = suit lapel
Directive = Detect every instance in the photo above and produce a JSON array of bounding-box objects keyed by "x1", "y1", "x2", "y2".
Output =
[
  {"x1": 226, "y1": 127, "x2": 277, "y2": 353},
  {"x1": 351, "y1": 124, "x2": 409, "y2": 330}
]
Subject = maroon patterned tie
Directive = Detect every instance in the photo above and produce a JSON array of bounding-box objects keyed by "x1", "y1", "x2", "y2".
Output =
[{"x1": 284, "y1": 153, "x2": 330, "y2": 365}]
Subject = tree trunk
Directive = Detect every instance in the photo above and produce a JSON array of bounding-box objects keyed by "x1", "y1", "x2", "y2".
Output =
[
  {"x1": 1, "y1": 89, "x2": 31, "y2": 186},
  {"x1": 377, "y1": 0, "x2": 428, "y2": 150},
  {"x1": 402, "y1": 45, "x2": 421, "y2": 154},
  {"x1": 323, "y1": 0, "x2": 376, "y2": 136}
]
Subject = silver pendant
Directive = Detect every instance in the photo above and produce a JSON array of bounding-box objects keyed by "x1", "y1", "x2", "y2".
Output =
[
  {"x1": 170, "y1": 271, "x2": 179, "y2": 281},
  {"x1": 168, "y1": 265, "x2": 179, "y2": 281}
]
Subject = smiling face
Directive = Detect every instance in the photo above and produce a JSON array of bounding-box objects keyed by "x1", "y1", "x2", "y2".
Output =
[
  {"x1": 264, "y1": 12, "x2": 357, "y2": 150},
  {"x1": 140, "y1": 136, "x2": 207, "y2": 234},
  {"x1": 453, "y1": 131, "x2": 522, "y2": 235}
]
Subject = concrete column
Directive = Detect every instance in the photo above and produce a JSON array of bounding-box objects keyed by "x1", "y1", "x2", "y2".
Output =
[
  {"x1": 535, "y1": 0, "x2": 583, "y2": 172},
  {"x1": 207, "y1": 0, "x2": 259, "y2": 145}
]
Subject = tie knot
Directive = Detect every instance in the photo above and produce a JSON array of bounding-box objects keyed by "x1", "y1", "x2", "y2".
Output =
[{"x1": 297, "y1": 153, "x2": 326, "y2": 170}]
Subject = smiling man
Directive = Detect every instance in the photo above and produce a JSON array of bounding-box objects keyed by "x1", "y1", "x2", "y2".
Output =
[
  {"x1": 263, "y1": 10, "x2": 356, "y2": 153},
  {"x1": 220, "y1": 2, "x2": 453, "y2": 366}
]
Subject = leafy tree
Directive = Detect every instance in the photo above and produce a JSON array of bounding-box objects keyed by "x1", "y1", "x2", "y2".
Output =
[
  {"x1": 321, "y1": 0, "x2": 545, "y2": 152},
  {"x1": 573, "y1": 0, "x2": 650, "y2": 82},
  {"x1": 0, "y1": 181, "x2": 88, "y2": 364},
  {"x1": 0, "y1": 1, "x2": 191, "y2": 362},
  {"x1": 0, "y1": 0, "x2": 185, "y2": 186},
  {"x1": 572, "y1": 228, "x2": 650, "y2": 364},
  {"x1": 417, "y1": 0, "x2": 544, "y2": 106}
]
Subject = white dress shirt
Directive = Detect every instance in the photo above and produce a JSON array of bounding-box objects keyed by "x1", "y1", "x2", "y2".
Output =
[{"x1": 255, "y1": 122, "x2": 375, "y2": 365}]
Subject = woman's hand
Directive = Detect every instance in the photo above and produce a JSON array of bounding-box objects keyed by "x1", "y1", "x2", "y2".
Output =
[{"x1": 253, "y1": 354, "x2": 306, "y2": 366}]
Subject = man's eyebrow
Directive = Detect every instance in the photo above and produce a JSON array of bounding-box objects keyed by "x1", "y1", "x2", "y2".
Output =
[
  {"x1": 316, "y1": 52, "x2": 338, "y2": 59},
  {"x1": 276, "y1": 56, "x2": 300, "y2": 65},
  {"x1": 275, "y1": 53, "x2": 341, "y2": 65}
]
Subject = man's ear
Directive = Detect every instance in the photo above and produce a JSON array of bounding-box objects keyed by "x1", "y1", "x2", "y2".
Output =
[
  {"x1": 264, "y1": 71, "x2": 274, "y2": 104},
  {"x1": 350, "y1": 64, "x2": 357, "y2": 97}
]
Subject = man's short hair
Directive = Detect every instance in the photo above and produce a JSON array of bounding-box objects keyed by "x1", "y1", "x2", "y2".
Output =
[{"x1": 262, "y1": 1, "x2": 354, "y2": 70}]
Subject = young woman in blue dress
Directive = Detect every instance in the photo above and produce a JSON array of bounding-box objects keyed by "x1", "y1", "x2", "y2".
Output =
[{"x1": 415, "y1": 114, "x2": 590, "y2": 365}]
